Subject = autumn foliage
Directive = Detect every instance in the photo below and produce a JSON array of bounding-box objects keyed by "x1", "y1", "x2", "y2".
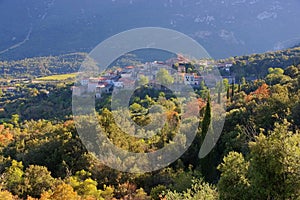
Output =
[
  {"x1": 183, "y1": 98, "x2": 206, "y2": 118},
  {"x1": 245, "y1": 83, "x2": 270, "y2": 102},
  {"x1": 0, "y1": 125, "x2": 13, "y2": 146}
]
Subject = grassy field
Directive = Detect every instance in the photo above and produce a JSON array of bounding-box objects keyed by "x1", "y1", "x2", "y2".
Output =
[{"x1": 36, "y1": 73, "x2": 77, "y2": 81}]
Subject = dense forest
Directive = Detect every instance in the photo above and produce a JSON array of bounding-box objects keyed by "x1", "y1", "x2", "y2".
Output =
[
  {"x1": 228, "y1": 45, "x2": 300, "y2": 81},
  {"x1": 0, "y1": 53, "x2": 86, "y2": 79},
  {"x1": 0, "y1": 47, "x2": 300, "y2": 199}
]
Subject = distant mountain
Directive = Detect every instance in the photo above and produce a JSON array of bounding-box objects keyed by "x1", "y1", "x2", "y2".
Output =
[{"x1": 0, "y1": 0, "x2": 300, "y2": 60}]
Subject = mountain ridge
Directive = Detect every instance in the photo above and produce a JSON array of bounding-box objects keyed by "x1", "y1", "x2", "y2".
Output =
[{"x1": 0, "y1": 0, "x2": 300, "y2": 60}]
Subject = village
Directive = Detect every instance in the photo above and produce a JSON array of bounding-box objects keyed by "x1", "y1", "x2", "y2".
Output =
[
  {"x1": 72, "y1": 55, "x2": 235, "y2": 99},
  {"x1": 0, "y1": 55, "x2": 235, "y2": 103}
]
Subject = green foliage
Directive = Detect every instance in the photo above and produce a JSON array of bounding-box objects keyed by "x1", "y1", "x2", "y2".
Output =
[
  {"x1": 231, "y1": 83, "x2": 235, "y2": 101},
  {"x1": 169, "y1": 169, "x2": 195, "y2": 193},
  {"x1": 130, "y1": 103, "x2": 144, "y2": 114},
  {"x1": 10, "y1": 114, "x2": 19, "y2": 127},
  {"x1": 248, "y1": 120, "x2": 300, "y2": 199},
  {"x1": 134, "y1": 188, "x2": 148, "y2": 200},
  {"x1": 268, "y1": 67, "x2": 284, "y2": 75},
  {"x1": 218, "y1": 121, "x2": 300, "y2": 199},
  {"x1": 1, "y1": 160, "x2": 55, "y2": 198},
  {"x1": 137, "y1": 75, "x2": 149, "y2": 86},
  {"x1": 199, "y1": 94, "x2": 219, "y2": 181},
  {"x1": 1, "y1": 120, "x2": 88, "y2": 178},
  {"x1": 164, "y1": 179, "x2": 218, "y2": 200},
  {"x1": 36, "y1": 73, "x2": 77, "y2": 81},
  {"x1": 201, "y1": 95, "x2": 211, "y2": 145},
  {"x1": 0, "y1": 53, "x2": 86, "y2": 79},
  {"x1": 150, "y1": 185, "x2": 167, "y2": 200},
  {"x1": 222, "y1": 79, "x2": 229, "y2": 90},
  {"x1": 284, "y1": 65, "x2": 299, "y2": 78},
  {"x1": 23, "y1": 165, "x2": 55, "y2": 198},
  {"x1": 230, "y1": 46, "x2": 300, "y2": 80},
  {"x1": 217, "y1": 152, "x2": 250, "y2": 200},
  {"x1": 156, "y1": 68, "x2": 174, "y2": 86},
  {"x1": 266, "y1": 72, "x2": 291, "y2": 85},
  {"x1": 1, "y1": 47, "x2": 300, "y2": 200},
  {"x1": 67, "y1": 170, "x2": 103, "y2": 199},
  {"x1": 2, "y1": 83, "x2": 73, "y2": 120},
  {"x1": 240, "y1": 77, "x2": 246, "y2": 86},
  {"x1": 1, "y1": 160, "x2": 24, "y2": 195}
]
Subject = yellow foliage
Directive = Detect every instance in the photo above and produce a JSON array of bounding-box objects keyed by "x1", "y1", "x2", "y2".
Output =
[
  {"x1": 43, "y1": 183, "x2": 80, "y2": 200},
  {"x1": 0, "y1": 190, "x2": 14, "y2": 200}
]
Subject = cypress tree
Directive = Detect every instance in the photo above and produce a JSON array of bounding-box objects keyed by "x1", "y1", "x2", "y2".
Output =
[
  {"x1": 180, "y1": 91, "x2": 211, "y2": 168},
  {"x1": 200, "y1": 93, "x2": 218, "y2": 182},
  {"x1": 226, "y1": 87, "x2": 230, "y2": 100},
  {"x1": 201, "y1": 94, "x2": 211, "y2": 146},
  {"x1": 217, "y1": 81, "x2": 222, "y2": 104},
  {"x1": 231, "y1": 82, "x2": 235, "y2": 102}
]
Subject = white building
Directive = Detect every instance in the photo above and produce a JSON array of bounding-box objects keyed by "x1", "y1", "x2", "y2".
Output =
[
  {"x1": 184, "y1": 74, "x2": 195, "y2": 85},
  {"x1": 121, "y1": 72, "x2": 132, "y2": 78},
  {"x1": 95, "y1": 85, "x2": 105, "y2": 99},
  {"x1": 118, "y1": 78, "x2": 135, "y2": 89},
  {"x1": 113, "y1": 81, "x2": 124, "y2": 88},
  {"x1": 80, "y1": 79, "x2": 89, "y2": 86},
  {"x1": 88, "y1": 83, "x2": 98, "y2": 92}
]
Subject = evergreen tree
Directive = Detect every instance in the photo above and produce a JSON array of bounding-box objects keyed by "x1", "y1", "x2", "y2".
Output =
[
  {"x1": 199, "y1": 94, "x2": 218, "y2": 181},
  {"x1": 226, "y1": 87, "x2": 230, "y2": 100},
  {"x1": 231, "y1": 83, "x2": 235, "y2": 102},
  {"x1": 200, "y1": 95, "x2": 211, "y2": 146}
]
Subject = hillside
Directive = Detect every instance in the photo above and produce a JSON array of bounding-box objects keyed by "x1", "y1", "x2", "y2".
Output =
[
  {"x1": 0, "y1": 0, "x2": 300, "y2": 60},
  {"x1": 1, "y1": 45, "x2": 300, "y2": 82},
  {"x1": 229, "y1": 46, "x2": 300, "y2": 80},
  {"x1": 0, "y1": 53, "x2": 86, "y2": 79},
  {"x1": 0, "y1": 47, "x2": 300, "y2": 199}
]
